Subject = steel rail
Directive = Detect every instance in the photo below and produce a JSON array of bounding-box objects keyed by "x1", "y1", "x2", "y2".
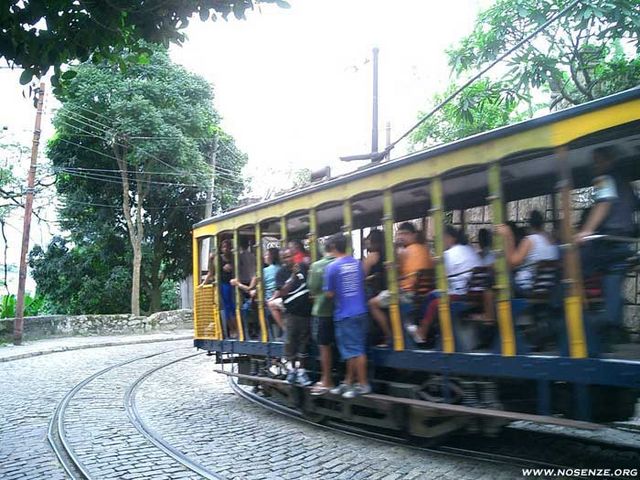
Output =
[
  {"x1": 227, "y1": 376, "x2": 597, "y2": 478},
  {"x1": 47, "y1": 347, "x2": 186, "y2": 479},
  {"x1": 123, "y1": 352, "x2": 227, "y2": 480}
]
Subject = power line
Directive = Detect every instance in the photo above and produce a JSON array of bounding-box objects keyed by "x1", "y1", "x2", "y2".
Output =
[
  {"x1": 52, "y1": 123, "x2": 246, "y2": 184},
  {"x1": 67, "y1": 105, "x2": 247, "y2": 177},
  {"x1": 48, "y1": 193, "x2": 223, "y2": 211},
  {"x1": 61, "y1": 110, "x2": 188, "y2": 175},
  {"x1": 382, "y1": 0, "x2": 583, "y2": 158},
  {"x1": 55, "y1": 168, "x2": 200, "y2": 188}
]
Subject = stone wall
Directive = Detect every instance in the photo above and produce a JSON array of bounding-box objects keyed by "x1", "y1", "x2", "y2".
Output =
[{"x1": 0, "y1": 309, "x2": 193, "y2": 340}]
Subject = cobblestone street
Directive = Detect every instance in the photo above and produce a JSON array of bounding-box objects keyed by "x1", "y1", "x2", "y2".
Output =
[{"x1": 0, "y1": 337, "x2": 524, "y2": 479}]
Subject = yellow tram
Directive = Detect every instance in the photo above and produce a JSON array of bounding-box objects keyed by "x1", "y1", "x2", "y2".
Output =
[{"x1": 192, "y1": 87, "x2": 640, "y2": 435}]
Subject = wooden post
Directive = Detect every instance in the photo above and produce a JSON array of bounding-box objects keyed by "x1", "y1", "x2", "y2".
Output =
[
  {"x1": 14, "y1": 82, "x2": 45, "y2": 345},
  {"x1": 343, "y1": 199, "x2": 353, "y2": 256},
  {"x1": 430, "y1": 177, "x2": 454, "y2": 353},
  {"x1": 233, "y1": 229, "x2": 244, "y2": 341},
  {"x1": 383, "y1": 190, "x2": 404, "y2": 351},
  {"x1": 192, "y1": 235, "x2": 200, "y2": 337},
  {"x1": 280, "y1": 216, "x2": 287, "y2": 248},
  {"x1": 212, "y1": 235, "x2": 223, "y2": 339},
  {"x1": 557, "y1": 147, "x2": 587, "y2": 358},
  {"x1": 255, "y1": 223, "x2": 268, "y2": 342},
  {"x1": 488, "y1": 162, "x2": 516, "y2": 356},
  {"x1": 309, "y1": 208, "x2": 318, "y2": 262}
]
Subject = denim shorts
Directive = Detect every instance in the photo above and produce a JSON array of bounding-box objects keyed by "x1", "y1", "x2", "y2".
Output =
[{"x1": 335, "y1": 313, "x2": 369, "y2": 360}]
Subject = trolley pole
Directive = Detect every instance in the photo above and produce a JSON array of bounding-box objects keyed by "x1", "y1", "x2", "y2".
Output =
[
  {"x1": 385, "y1": 121, "x2": 391, "y2": 161},
  {"x1": 371, "y1": 47, "x2": 379, "y2": 155},
  {"x1": 14, "y1": 82, "x2": 45, "y2": 345}
]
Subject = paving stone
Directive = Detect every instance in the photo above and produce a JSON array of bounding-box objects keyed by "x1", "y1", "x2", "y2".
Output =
[{"x1": 0, "y1": 337, "x2": 525, "y2": 480}]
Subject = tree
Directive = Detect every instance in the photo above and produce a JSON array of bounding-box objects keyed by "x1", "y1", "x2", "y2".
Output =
[
  {"x1": 29, "y1": 236, "x2": 133, "y2": 315},
  {"x1": 448, "y1": 0, "x2": 640, "y2": 108},
  {"x1": 412, "y1": 0, "x2": 640, "y2": 146},
  {"x1": 1, "y1": 0, "x2": 289, "y2": 90},
  {"x1": 44, "y1": 45, "x2": 246, "y2": 315},
  {"x1": 411, "y1": 79, "x2": 531, "y2": 146}
]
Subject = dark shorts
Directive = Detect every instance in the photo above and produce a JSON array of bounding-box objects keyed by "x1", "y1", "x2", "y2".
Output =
[
  {"x1": 285, "y1": 313, "x2": 311, "y2": 360},
  {"x1": 335, "y1": 313, "x2": 369, "y2": 360},
  {"x1": 313, "y1": 316, "x2": 335, "y2": 346}
]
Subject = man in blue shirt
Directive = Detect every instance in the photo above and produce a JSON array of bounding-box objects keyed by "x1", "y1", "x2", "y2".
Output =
[{"x1": 323, "y1": 234, "x2": 371, "y2": 399}]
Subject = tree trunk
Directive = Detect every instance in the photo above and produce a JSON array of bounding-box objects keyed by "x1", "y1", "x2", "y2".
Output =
[
  {"x1": 113, "y1": 141, "x2": 147, "y2": 317},
  {"x1": 131, "y1": 244, "x2": 142, "y2": 316},
  {"x1": 149, "y1": 283, "x2": 162, "y2": 313}
]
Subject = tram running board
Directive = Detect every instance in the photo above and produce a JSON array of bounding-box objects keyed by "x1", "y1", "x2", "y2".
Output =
[{"x1": 214, "y1": 369, "x2": 604, "y2": 431}]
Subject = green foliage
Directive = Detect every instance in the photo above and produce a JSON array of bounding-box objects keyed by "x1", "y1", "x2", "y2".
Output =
[
  {"x1": 412, "y1": 0, "x2": 640, "y2": 146},
  {"x1": 412, "y1": 79, "x2": 530, "y2": 146},
  {"x1": 38, "y1": 45, "x2": 246, "y2": 314},
  {"x1": 0, "y1": 293, "x2": 44, "y2": 318},
  {"x1": 0, "y1": 294, "x2": 15, "y2": 318},
  {"x1": 447, "y1": 0, "x2": 640, "y2": 107},
  {"x1": 161, "y1": 280, "x2": 180, "y2": 311},
  {"x1": 1, "y1": 0, "x2": 289, "y2": 92},
  {"x1": 29, "y1": 236, "x2": 133, "y2": 315}
]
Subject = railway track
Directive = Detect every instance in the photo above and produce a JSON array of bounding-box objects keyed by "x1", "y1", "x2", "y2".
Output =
[
  {"x1": 48, "y1": 347, "x2": 224, "y2": 480},
  {"x1": 228, "y1": 375, "x2": 639, "y2": 478}
]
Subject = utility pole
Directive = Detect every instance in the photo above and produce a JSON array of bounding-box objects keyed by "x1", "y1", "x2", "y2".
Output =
[
  {"x1": 202, "y1": 134, "x2": 218, "y2": 264},
  {"x1": 372, "y1": 47, "x2": 379, "y2": 155},
  {"x1": 14, "y1": 82, "x2": 45, "y2": 345},
  {"x1": 204, "y1": 133, "x2": 218, "y2": 220}
]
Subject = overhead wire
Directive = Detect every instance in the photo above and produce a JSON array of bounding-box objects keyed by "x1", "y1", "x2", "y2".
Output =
[
  {"x1": 381, "y1": 0, "x2": 583, "y2": 159},
  {"x1": 57, "y1": 111, "x2": 246, "y2": 181},
  {"x1": 51, "y1": 119, "x2": 246, "y2": 186},
  {"x1": 67, "y1": 104, "x2": 248, "y2": 178}
]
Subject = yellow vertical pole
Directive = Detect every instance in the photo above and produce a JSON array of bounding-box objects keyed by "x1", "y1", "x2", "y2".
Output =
[
  {"x1": 255, "y1": 223, "x2": 268, "y2": 343},
  {"x1": 192, "y1": 234, "x2": 200, "y2": 338},
  {"x1": 212, "y1": 235, "x2": 223, "y2": 340},
  {"x1": 488, "y1": 162, "x2": 516, "y2": 356},
  {"x1": 431, "y1": 177, "x2": 454, "y2": 353},
  {"x1": 343, "y1": 199, "x2": 353, "y2": 256},
  {"x1": 280, "y1": 216, "x2": 288, "y2": 249},
  {"x1": 233, "y1": 229, "x2": 245, "y2": 341},
  {"x1": 558, "y1": 147, "x2": 587, "y2": 358},
  {"x1": 309, "y1": 208, "x2": 318, "y2": 262},
  {"x1": 383, "y1": 189, "x2": 404, "y2": 351}
]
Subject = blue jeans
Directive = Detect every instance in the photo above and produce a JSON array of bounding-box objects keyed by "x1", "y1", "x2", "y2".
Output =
[
  {"x1": 220, "y1": 282, "x2": 236, "y2": 326},
  {"x1": 581, "y1": 239, "x2": 631, "y2": 328}
]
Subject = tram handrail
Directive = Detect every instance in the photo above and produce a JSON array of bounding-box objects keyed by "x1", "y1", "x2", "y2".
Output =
[{"x1": 581, "y1": 234, "x2": 640, "y2": 244}]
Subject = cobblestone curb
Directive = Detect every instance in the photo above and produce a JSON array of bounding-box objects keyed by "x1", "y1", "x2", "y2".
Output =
[{"x1": 0, "y1": 332, "x2": 193, "y2": 363}]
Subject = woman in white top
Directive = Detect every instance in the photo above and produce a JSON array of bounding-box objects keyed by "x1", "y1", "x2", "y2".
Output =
[
  {"x1": 496, "y1": 210, "x2": 559, "y2": 295},
  {"x1": 407, "y1": 225, "x2": 480, "y2": 343}
]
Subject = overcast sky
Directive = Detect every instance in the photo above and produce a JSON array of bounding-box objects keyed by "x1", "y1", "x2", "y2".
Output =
[
  {"x1": 0, "y1": 0, "x2": 490, "y2": 293},
  {"x1": 170, "y1": 0, "x2": 489, "y2": 193}
]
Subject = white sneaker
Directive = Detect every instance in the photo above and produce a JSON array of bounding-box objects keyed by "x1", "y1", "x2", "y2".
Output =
[
  {"x1": 342, "y1": 383, "x2": 372, "y2": 399},
  {"x1": 406, "y1": 324, "x2": 425, "y2": 343},
  {"x1": 330, "y1": 383, "x2": 351, "y2": 395}
]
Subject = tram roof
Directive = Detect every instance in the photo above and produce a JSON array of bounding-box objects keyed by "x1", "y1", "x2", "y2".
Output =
[{"x1": 194, "y1": 87, "x2": 640, "y2": 236}]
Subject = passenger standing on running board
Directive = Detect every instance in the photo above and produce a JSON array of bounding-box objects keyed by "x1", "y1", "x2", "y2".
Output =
[
  {"x1": 307, "y1": 237, "x2": 336, "y2": 396},
  {"x1": 276, "y1": 248, "x2": 313, "y2": 386},
  {"x1": 324, "y1": 234, "x2": 372, "y2": 399}
]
